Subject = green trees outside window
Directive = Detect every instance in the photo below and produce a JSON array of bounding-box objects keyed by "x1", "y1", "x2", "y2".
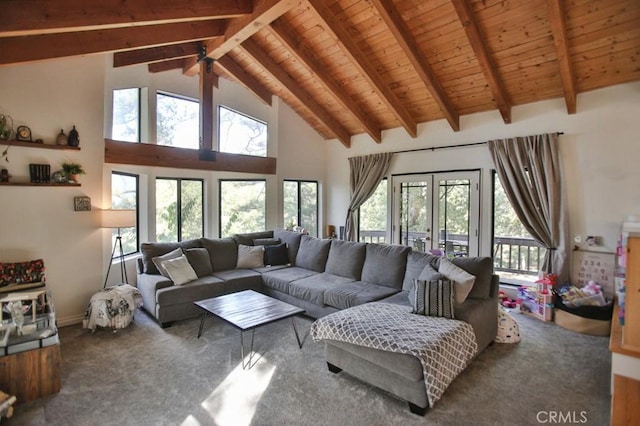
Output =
[{"x1": 156, "y1": 178, "x2": 204, "y2": 242}]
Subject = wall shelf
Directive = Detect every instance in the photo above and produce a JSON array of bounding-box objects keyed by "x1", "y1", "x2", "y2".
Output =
[
  {"x1": 0, "y1": 139, "x2": 80, "y2": 151},
  {"x1": 0, "y1": 181, "x2": 80, "y2": 187}
]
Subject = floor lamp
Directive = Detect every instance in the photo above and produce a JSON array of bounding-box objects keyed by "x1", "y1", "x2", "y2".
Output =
[{"x1": 102, "y1": 209, "x2": 136, "y2": 288}]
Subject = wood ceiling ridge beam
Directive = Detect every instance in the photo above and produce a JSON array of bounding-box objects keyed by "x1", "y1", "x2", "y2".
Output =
[
  {"x1": 240, "y1": 38, "x2": 352, "y2": 147},
  {"x1": 451, "y1": 0, "x2": 512, "y2": 124},
  {"x1": 0, "y1": 20, "x2": 225, "y2": 67},
  {"x1": 307, "y1": 0, "x2": 418, "y2": 138},
  {"x1": 215, "y1": 56, "x2": 273, "y2": 106},
  {"x1": 0, "y1": 0, "x2": 252, "y2": 37},
  {"x1": 114, "y1": 41, "x2": 204, "y2": 67},
  {"x1": 546, "y1": 0, "x2": 578, "y2": 114},
  {"x1": 269, "y1": 20, "x2": 382, "y2": 143},
  {"x1": 371, "y1": 0, "x2": 460, "y2": 132}
]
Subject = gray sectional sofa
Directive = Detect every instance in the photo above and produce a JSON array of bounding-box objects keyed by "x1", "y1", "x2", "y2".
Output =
[{"x1": 136, "y1": 228, "x2": 498, "y2": 415}]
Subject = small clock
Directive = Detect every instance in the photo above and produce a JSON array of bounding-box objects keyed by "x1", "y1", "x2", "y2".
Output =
[{"x1": 16, "y1": 125, "x2": 32, "y2": 142}]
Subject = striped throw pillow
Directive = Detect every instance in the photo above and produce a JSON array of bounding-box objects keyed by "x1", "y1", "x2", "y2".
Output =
[{"x1": 411, "y1": 279, "x2": 455, "y2": 319}]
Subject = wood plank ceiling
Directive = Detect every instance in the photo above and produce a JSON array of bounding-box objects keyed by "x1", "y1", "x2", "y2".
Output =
[{"x1": 1, "y1": 0, "x2": 639, "y2": 148}]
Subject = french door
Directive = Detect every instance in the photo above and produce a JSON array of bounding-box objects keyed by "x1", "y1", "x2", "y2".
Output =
[{"x1": 392, "y1": 171, "x2": 480, "y2": 257}]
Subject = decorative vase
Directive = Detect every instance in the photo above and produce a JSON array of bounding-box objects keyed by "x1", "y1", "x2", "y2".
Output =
[
  {"x1": 56, "y1": 129, "x2": 67, "y2": 146},
  {"x1": 67, "y1": 125, "x2": 79, "y2": 147}
]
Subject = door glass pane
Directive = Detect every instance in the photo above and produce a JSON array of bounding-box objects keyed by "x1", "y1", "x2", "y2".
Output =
[
  {"x1": 156, "y1": 179, "x2": 178, "y2": 242},
  {"x1": 181, "y1": 180, "x2": 204, "y2": 240},
  {"x1": 300, "y1": 182, "x2": 318, "y2": 237},
  {"x1": 438, "y1": 179, "x2": 470, "y2": 257},
  {"x1": 220, "y1": 181, "x2": 266, "y2": 237},
  {"x1": 283, "y1": 181, "x2": 298, "y2": 229},
  {"x1": 400, "y1": 181, "x2": 429, "y2": 251}
]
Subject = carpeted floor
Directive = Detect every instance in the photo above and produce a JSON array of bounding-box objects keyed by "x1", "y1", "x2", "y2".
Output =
[{"x1": 7, "y1": 307, "x2": 611, "y2": 426}]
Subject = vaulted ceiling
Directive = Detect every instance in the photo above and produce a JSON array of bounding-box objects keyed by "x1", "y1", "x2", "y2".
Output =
[{"x1": 2, "y1": 0, "x2": 639, "y2": 148}]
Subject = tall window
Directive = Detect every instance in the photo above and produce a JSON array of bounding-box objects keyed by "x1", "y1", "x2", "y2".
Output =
[
  {"x1": 156, "y1": 92, "x2": 199, "y2": 149},
  {"x1": 219, "y1": 180, "x2": 266, "y2": 237},
  {"x1": 111, "y1": 172, "x2": 139, "y2": 256},
  {"x1": 218, "y1": 106, "x2": 267, "y2": 157},
  {"x1": 358, "y1": 179, "x2": 387, "y2": 243},
  {"x1": 156, "y1": 178, "x2": 204, "y2": 242},
  {"x1": 112, "y1": 88, "x2": 140, "y2": 142},
  {"x1": 493, "y1": 172, "x2": 546, "y2": 282},
  {"x1": 283, "y1": 180, "x2": 318, "y2": 237}
]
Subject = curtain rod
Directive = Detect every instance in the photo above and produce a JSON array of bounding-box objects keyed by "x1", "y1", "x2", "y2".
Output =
[{"x1": 391, "y1": 131, "x2": 564, "y2": 155}]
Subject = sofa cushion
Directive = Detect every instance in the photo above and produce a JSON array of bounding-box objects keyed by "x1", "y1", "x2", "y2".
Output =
[
  {"x1": 361, "y1": 244, "x2": 411, "y2": 289},
  {"x1": 447, "y1": 256, "x2": 494, "y2": 299},
  {"x1": 438, "y1": 257, "x2": 475, "y2": 305},
  {"x1": 162, "y1": 254, "x2": 198, "y2": 285},
  {"x1": 288, "y1": 273, "x2": 355, "y2": 305},
  {"x1": 236, "y1": 244, "x2": 265, "y2": 268},
  {"x1": 183, "y1": 248, "x2": 213, "y2": 278},
  {"x1": 200, "y1": 237, "x2": 238, "y2": 272},
  {"x1": 261, "y1": 267, "x2": 317, "y2": 294},
  {"x1": 152, "y1": 248, "x2": 184, "y2": 277},
  {"x1": 254, "y1": 237, "x2": 281, "y2": 246},
  {"x1": 324, "y1": 281, "x2": 399, "y2": 310},
  {"x1": 402, "y1": 251, "x2": 440, "y2": 291},
  {"x1": 411, "y1": 279, "x2": 455, "y2": 319},
  {"x1": 141, "y1": 242, "x2": 181, "y2": 275},
  {"x1": 264, "y1": 242, "x2": 290, "y2": 266},
  {"x1": 274, "y1": 228, "x2": 304, "y2": 266},
  {"x1": 325, "y1": 240, "x2": 366, "y2": 280},
  {"x1": 295, "y1": 235, "x2": 331, "y2": 272},
  {"x1": 156, "y1": 275, "x2": 226, "y2": 306},
  {"x1": 233, "y1": 231, "x2": 274, "y2": 246},
  {"x1": 212, "y1": 269, "x2": 263, "y2": 292}
]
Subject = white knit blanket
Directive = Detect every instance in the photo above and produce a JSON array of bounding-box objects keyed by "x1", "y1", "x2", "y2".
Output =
[
  {"x1": 310, "y1": 302, "x2": 478, "y2": 407},
  {"x1": 83, "y1": 284, "x2": 143, "y2": 330}
]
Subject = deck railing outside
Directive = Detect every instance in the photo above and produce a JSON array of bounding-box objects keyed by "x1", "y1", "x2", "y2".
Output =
[{"x1": 360, "y1": 230, "x2": 544, "y2": 276}]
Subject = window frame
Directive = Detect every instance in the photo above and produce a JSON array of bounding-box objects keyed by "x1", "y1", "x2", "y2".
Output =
[
  {"x1": 218, "y1": 178, "x2": 267, "y2": 238},
  {"x1": 111, "y1": 171, "x2": 140, "y2": 257},
  {"x1": 112, "y1": 87, "x2": 141, "y2": 143},
  {"x1": 155, "y1": 177, "x2": 205, "y2": 242},
  {"x1": 217, "y1": 104, "x2": 268, "y2": 157},
  {"x1": 283, "y1": 179, "x2": 319, "y2": 237},
  {"x1": 156, "y1": 90, "x2": 200, "y2": 149}
]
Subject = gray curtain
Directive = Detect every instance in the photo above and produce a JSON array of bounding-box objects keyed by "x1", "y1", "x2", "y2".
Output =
[
  {"x1": 345, "y1": 153, "x2": 393, "y2": 241},
  {"x1": 488, "y1": 133, "x2": 570, "y2": 285}
]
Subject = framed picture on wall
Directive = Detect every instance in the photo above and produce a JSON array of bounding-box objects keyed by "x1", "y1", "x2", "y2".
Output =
[{"x1": 74, "y1": 196, "x2": 91, "y2": 212}]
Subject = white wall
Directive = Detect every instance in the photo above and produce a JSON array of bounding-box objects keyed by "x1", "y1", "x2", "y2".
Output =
[
  {"x1": 0, "y1": 54, "x2": 326, "y2": 325},
  {"x1": 325, "y1": 82, "x2": 640, "y2": 260}
]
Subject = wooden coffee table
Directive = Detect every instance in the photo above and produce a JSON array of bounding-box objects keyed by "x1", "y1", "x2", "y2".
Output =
[{"x1": 194, "y1": 290, "x2": 305, "y2": 368}]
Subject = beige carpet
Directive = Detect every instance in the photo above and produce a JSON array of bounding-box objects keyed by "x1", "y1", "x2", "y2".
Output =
[{"x1": 7, "y1": 307, "x2": 611, "y2": 425}]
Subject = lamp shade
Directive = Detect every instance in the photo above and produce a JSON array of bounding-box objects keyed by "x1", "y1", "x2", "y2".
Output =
[{"x1": 101, "y1": 209, "x2": 136, "y2": 229}]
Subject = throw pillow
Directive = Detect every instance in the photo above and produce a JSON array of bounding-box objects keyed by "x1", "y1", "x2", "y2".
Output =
[
  {"x1": 438, "y1": 257, "x2": 476, "y2": 305},
  {"x1": 184, "y1": 248, "x2": 213, "y2": 277},
  {"x1": 254, "y1": 237, "x2": 281, "y2": 246},
  {"x1": 237, "y1": 244, "x2": 265, "y2": 268},
  {"x1": 152, "y1": 248, "x2": 184, "y2": 278},
  {"x1": 411, "y1": 279, "x2": 455, "y2": 319},
  {"x1": 408, "y1": 264, "x2": 447, "y2": 308},
  {"x1": 264, "y1": 242, "x2": 289, "y2": 266},
  {"x1": 162, "y1": 254, "x2": 198, "y2": 285}
]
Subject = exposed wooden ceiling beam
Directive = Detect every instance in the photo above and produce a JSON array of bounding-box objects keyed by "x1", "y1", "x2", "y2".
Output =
[
  {"x1": 546, "y1": 0, "x2": 577, "y2": 114},
  {"x1": 114, "y1": 42, "x2": 204, "y2": 67},
  {"x1": 0, "y1": 21, "x2": 225, "y2": 66},
  {"x1": 148, "y1": 58, "x2": 187, "y2": 73},
  {"x1": 241, "y1": 39, "x2": 352, "y2": 147},
  {"x1": 183, "y1": 0, "x2": 300, "y2": 75},
  {"x1": 269, "y1": 20, "x2": 382, "y2": 143},
  {"x1": 371, "y1": 0, "x2": 459, "y2": 132},
  {"x1": 307, "y1": 0, "x2": 417, "y2": 138},
  {"x1": 214, "y1": 56, "x2": 273, "y2": 106},
  {"x1": 451, "y1": 0, "x2": 512, "y2": 124},
  {"x1": 0, "y1": 0, "x2": 251, "y2": 37}
]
